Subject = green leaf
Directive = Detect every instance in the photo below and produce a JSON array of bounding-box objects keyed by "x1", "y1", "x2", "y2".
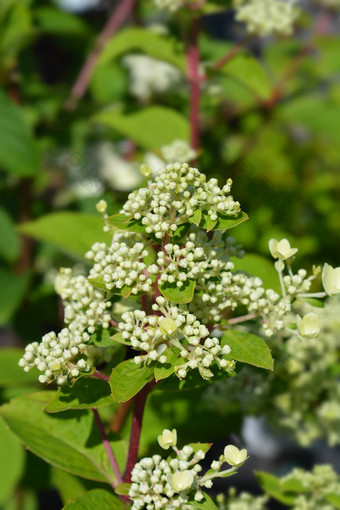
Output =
[
  {"x1": 0, "y1": 269, "x2": 30, "y2": 326},
  {"x1": 0, "y1": 90, "x2": 38, "y2": 176},
  {"x1": 213, "y1": 211, "x2": 248, "y2": 231},
  {"x1": 221, "y1": 330, "x2": 274, "y2": 370},
  {"x1": 0, "y1": 348, "x2": 39, "y2": 386},
  {"x1": 0, "y1": 393, "x2": 126, "y2": 485},
  {"x1": 51, "y1": 468, "x2": 89, "y2": 505},
  {"x1": 0, "y1": 418, "x2": 25, "y2": 505},
  {"x1": 192, "y1": 492, "x2": 218, "y2": 509},
  {"x1": 105, "y1": 213, "x2": 146, "y2": 233},
  {"x1": 303, "y1": 298, "x2": 325, "y2": 308},
  {"x1": 188, "y1": 208, "x2": 202, "y2": 227},
  {"x1": 96, "y1": 27, "x2": 186, "y2": 71},
  {"x1": 114, "y1": 483, "x2": 131, "y2": 496},
  {"x1": 35, "y1": 7, "x2": 91, "y2": 36},
  {"x1": 326, "y1": 494, "x2": 340, "y2": 509},
  {"x1": 110, "y1": 359, "x2": 154, "y2": 403},
  {"x1": 232, "y1": 253, "x2": 279, "y2": 290},
  {"x1": 200, "y1": 211, "x2": 217, "y2": 232},
  {"x1": 45, "y1": 379, "x2": 114, "y2": 413},
  {"x1": 154, "y1": 349, "x2": 178, "y2": 382},
  {"x1": 256, "y1": 471, "x2": 297, "y2": 505},
  {"x1": 0, "y1": 208, "x2": 20, "y2": 263},
  {"x1": 63, "y1": 489, "x2": 125, "y2": 510},
  {"x1": 89, "y1": 329, "x2": 116, "y2": 347},
  {"x1": 280, "y1": 477, "x2": 307, "y2": 493},
  {"x1": 220, "y1": 55, "x2": 272, "y2": 99},
  {"x1": 158, "y1": 279, "x2": 196, "y2": 304},
  {"x1": 158, "y1": 364, "x2": 233, "y2": 392},
  {"x1": 18, "y1": 213, "x2": 110, "y2": 260},
  {"x1": 93, "y1": 105, "x2": 190, "y2": 151}
]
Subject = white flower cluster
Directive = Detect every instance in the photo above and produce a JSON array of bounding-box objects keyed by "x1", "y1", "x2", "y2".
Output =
[
  {"x1": 19, "y1": 268, "x2": 112, "y2": 384},
  {"x1": 234, "y1": 0, "x2": 299, "y2": 37},
  {"x1": 161, "y1": 140, "x2": 197, "y2": 164},
  {"x1": 86, "y1": 233, "x2": 153, "y2": 295},
  {"x1": 123, "y1": 162, "x2": 240, "y2": 239},
  {"x1": 153, "y1": 0, "x2": 186, "y2": 12},
  {"x1": 129, "y1": 429, "x2": 247, "y2": 509},
  {"x1": 217, "y1": 490, "x2": 268, "y2": 510},
  {"x1": 281, "y1": 465, "x2": 340, "y2": 509},
  {"x1": 123, "y1": 55, "x2": 182, "y2": 101},
  {"x1": 118, "y1": 297, "x2": 234, "y2": 379}
]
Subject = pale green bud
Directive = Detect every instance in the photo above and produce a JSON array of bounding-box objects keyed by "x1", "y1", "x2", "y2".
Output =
[
  {"x1": 322, "y1": 263, "x2": 340, "y2": 296},
  {"x1": 269, "y1": 238, "x2": 298, "y2": 261},
  {"x1": 96, "y1": 200, "x2": 107, "y2": 214},
  {"x1": 168, "y1": 470, "x2": 194, "y2": 492},
  {"x1": 296, "y1": 312, "x2": 320, "y2": 339},
  {"x1": 159, "y1": 317, "x2": 178, "y2": 336},
  {"x1": 140, "y1": 164, "x2": 152, "y2": 178},
  {"x1": 224, "y1": 445, "x2": 248, "y2": 466},
  {"x1": 157, "y1": 428, "x2": 177, "y2": 450}
]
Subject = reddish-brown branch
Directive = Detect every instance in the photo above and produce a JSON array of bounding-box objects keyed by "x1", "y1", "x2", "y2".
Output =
[
  {"x1": 124, "y1": 381, "x2": 155, "y2": 483},
  {"x1": 92, "y1": 408, "x2": 123, "y2": 487},
  {"x1": 92, "y1": 370, "x2": 110, "y2": 382},
  {"x1": 66, "y1": 0, "x2": 136, "y2": 109},
  {"x1": 212, "y1": 37, "x2": 251, "y2": 73},
  {"x1": 187, "y1": 17, "x2": 201, "y2": 152}
]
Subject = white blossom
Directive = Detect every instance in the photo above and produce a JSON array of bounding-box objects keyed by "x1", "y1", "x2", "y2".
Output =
[
  {"x1": 296, "y1": 312, "x2": 320, "y2": 339},
  {"x1": 322, "y1": 263, "x2": 340, "y2": 296},
  {"x1": 269, "y1": 238, "x2": 298, "y2": 261},
  {"x1": 224, "y1": 445, "x2": 248, "y2": 466}
]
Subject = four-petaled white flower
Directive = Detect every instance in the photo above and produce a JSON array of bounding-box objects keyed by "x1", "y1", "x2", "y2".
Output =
[
  {"x1": 168, "y1": 470, "x2": 194, "y2": 492},
  {"x1": 269, "y1": 238, "x2": 298, "y2": 261},
  {"x1": 224, "y1": 445, "x2": 248, "y2": 466},
  {"x1": 322, "y1": 263, "x2": 340, "y2": 297},
  {"x1": 296, "y1": 313, "x2": 320, "y2": 339},
  {"x1": 158, "y1": 428, "x2": 177, "y2": 450}
]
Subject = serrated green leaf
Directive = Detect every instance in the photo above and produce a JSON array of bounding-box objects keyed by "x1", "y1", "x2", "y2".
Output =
[
  {"x1": 93, "y1": 105, "x2": 190, "y2": 151},
  {"x1": 0, "y1": 89, "x2": 38, "y2": 177},
  {"x1": 189, "y1": 208, "x2": 202, "y2": 227},
  {"x1": 63, "y1": 489, "x2": 125, "y2": 510},
  {"x1": 192, "y1": 492, "x2": 218, "y2": 509},
  {"x1": 45, "y1": 379, "x2": 114, "y2": 413},
  {"x1": 154, "y1": 349, "x2": 178, "y2": 382},
  {"x1": 213, "y1": 211, "x2": 248, "y2": 231},
  {"x1": 0, "y1": 348, "x2": 39, "y2": 386},
  {"x1": 0, "y1": 417, "x2": 25, "y2": 505},
  {"x1": 256, "y1": 471, "x2": 298, "y2": 505},
  {"x1": 114, "y1": 483, "x2": 131, "y2": 496},
  {"x1": 18, "y1": 213, "x2": 110, "y2": 260},
  {"x1": 96, "y1": 27, "x2": 186, "y2": 71},
  {"x1": 158, "y1": 279, "x2": 196, "y2": 304},
  {"x1": 110, "y1": 359, "x2": 154, "y2": 403},
  {"x1": 221, "y1": 330, "x2": 273, "y2": 370},
  {"x1": 0, "y1": 393, "x2": 126, "y2": 485},
  {"x1": 200, "y1": 211, "x2": 217, "y2": 232},
  {"x1": 221, "y1": 55, "x2": 272, "y2": 99},
  {"x1": 0, "y1": 269, "x2": 30, "y2": 326}
]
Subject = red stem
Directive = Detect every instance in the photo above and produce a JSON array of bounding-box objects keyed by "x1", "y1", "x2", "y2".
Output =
[
  {"x1": 124, "y1": 381, "x2": 155, "y2": 482},
  {"x1": 92, "y1": 408, "x2": 123, "y2": 487},
  {"x1": 92, "y1": 370, "x2": 110, "y2": 382},
  {"x1": 187, "y1": 17, "x2": 201, "y2": 152},
  {"x1": 66, "y1": 0, "x2": 135, "y2": 108},
  {"x1": 212, "y1": 36, "x2": 251, "y2": 73}
]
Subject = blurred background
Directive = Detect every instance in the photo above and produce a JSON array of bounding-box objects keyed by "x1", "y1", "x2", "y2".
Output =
[{"x1": 0, "y1": 0, "x2": 339, "y2": 508}]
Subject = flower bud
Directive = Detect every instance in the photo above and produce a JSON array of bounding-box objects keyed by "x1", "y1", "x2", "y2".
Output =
[
  {"x1": 296, "y1": 313, "x2": 320, "y2": 339},
  {"x1": 269, "y1": 238, "x2": 298, "y2": 261},
  {"x1": 158, "y1": 429, "x2": 177, "y2": 450},
  {"x1": 322, "y1": 263, "x2": 340, "y2": 296},
  {"x1": 223, "y1": 445, "x2": 248, "y2": 466},
  {"x1": 159, "y1": 317, "x2": 178, "y2": 336},
  {"x1": 168, "y1": 470, "x2": 194, "y2": 492},
  {"x1": 140, "y1": 164, "x2": 152, "y2": 178},
  {"x1": 96, "y1": 200, "x2": 107, "y2": 214}
]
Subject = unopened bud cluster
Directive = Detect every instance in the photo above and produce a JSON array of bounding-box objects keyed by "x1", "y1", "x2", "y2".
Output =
[
  {"x1": 86, "y1": 233, "x2": 153, "y2": 294},
  {"x1": 129, "y1": 428, "x2": 247, "y2": 509},
  {"x1": 19, "y1": 268, "x2": 111, "y2": 384},
  {"x1": 123, "y1": 162, "x2": 240, "y2": 239},
  {"x1": 234, "y1": 0, "x2": 299, "y2": 36},
  {"x1": 118, "y1": 298, "x2": 234, "y2": 379}
]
